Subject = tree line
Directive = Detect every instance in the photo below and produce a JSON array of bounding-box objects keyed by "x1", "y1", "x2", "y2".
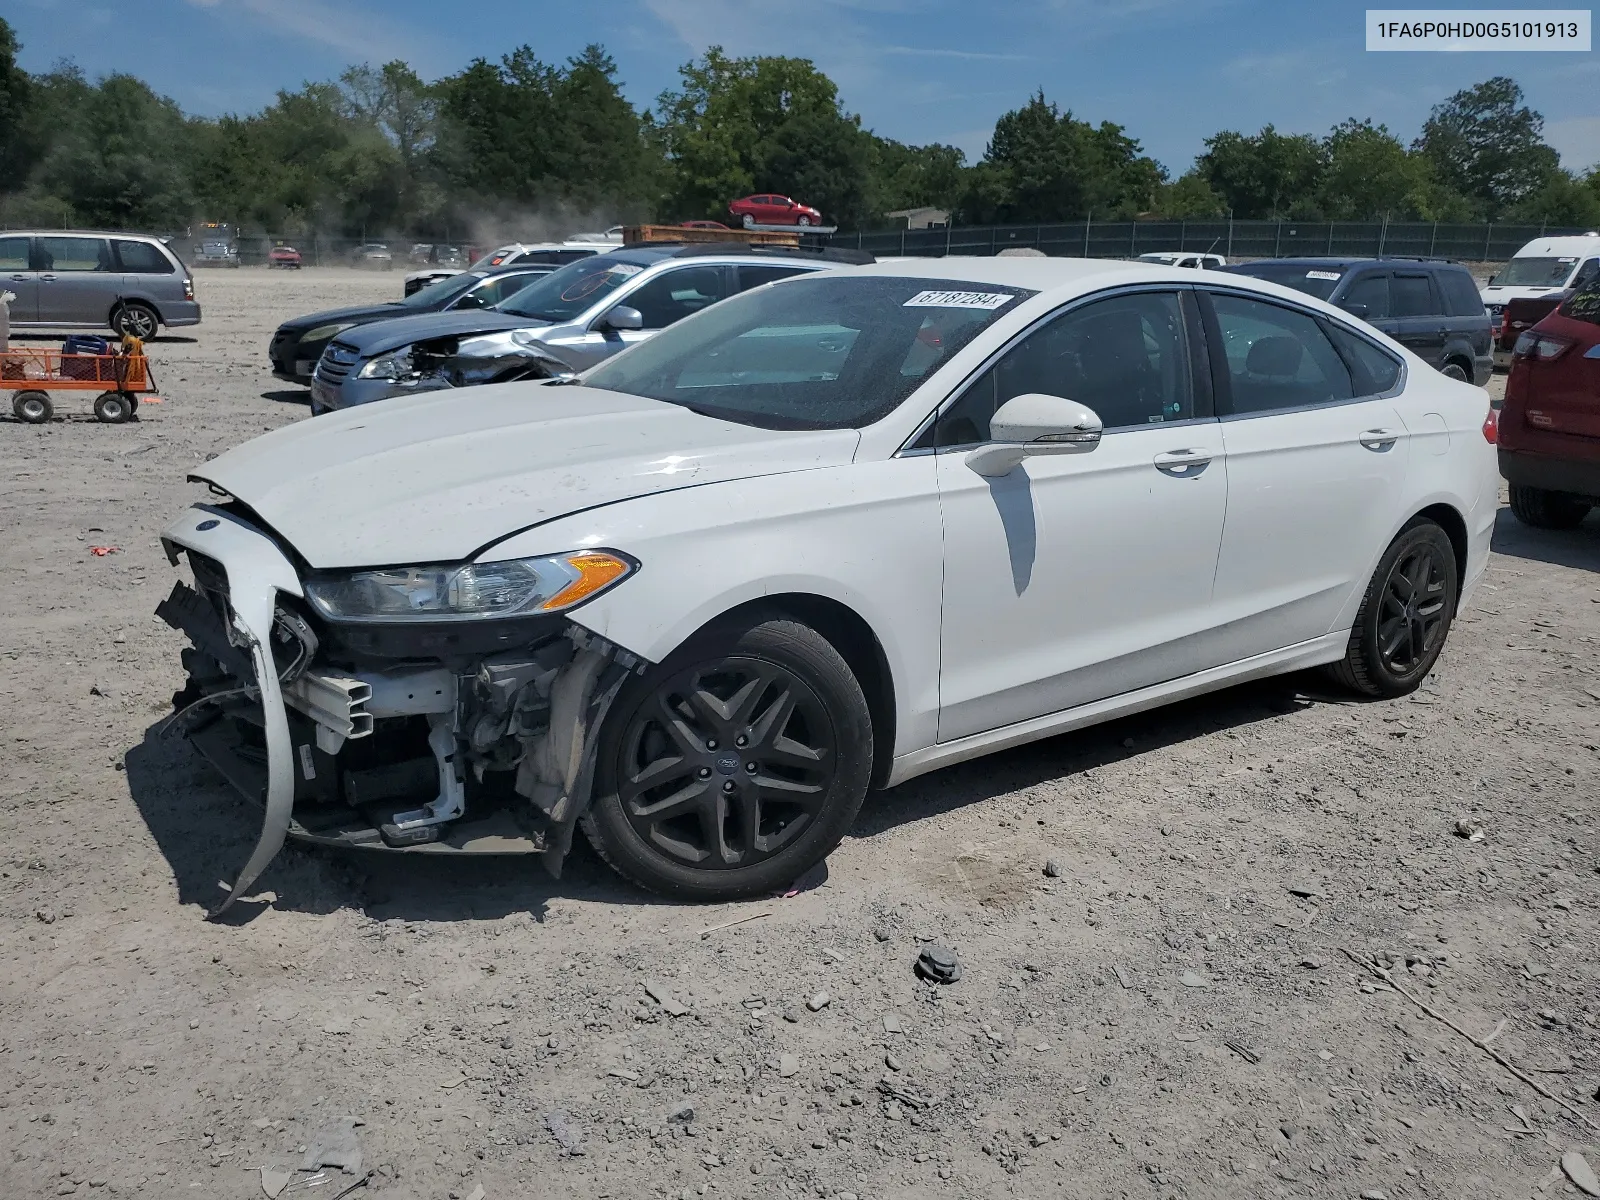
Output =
[{"x1": 1, "y1": 16, "x2": 1597, "y2": 238}]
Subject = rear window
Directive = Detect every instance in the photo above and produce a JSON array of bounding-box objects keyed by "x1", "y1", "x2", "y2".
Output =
[
  {"x1": 1558, "y1": 279, "x2": 1600, "y2": 327},
  {"x1": 114, "y1": 239, "x2": 175, "y2": 274},
  {"x1": 1435, "y1": 268, "x2": 1486, "y2": 318},
  {"x1": 1224, "y1": 262, "x2": 1344, "y2": 301}
]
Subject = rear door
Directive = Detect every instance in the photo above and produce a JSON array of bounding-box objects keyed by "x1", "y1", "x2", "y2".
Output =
[
  {"x1": 1202, "y1": 288, "x2": 1412, "y2": 656},
  {"x1": 0, "y1": 234, "x2": 36, "y2": 322},
  {"x1": 1337, "y1": 270, "x2": 1391, "y2": 332},
  {"x1": 112, "y1": 237, "x2": 179, "y2": 306},
  {"x1": 1390, "y1": 271, "x2": 1447, "y2": 367},
  {"x1": 35, "y1": 235, "x2": 116, "y2": 326}
]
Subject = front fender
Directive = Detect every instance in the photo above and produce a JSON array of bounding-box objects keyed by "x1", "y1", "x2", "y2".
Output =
[{"x1": 481, "y1": 458, "x2": 945, "y2": 759}]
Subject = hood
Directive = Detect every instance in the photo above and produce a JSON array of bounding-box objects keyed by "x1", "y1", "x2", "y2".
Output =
[
  {"x1": 192, "y1": 383, "x2": 861, "y2": 568},
  {"x1": 279, "y1": 302, "x2": 412, "y2": 333},
  {"x1": 332, "y1": 311, "x2": 538, "y2": 356}
]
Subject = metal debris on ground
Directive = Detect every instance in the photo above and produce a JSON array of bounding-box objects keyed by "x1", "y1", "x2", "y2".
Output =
[
  {"x1": 1224, "y1": 1040, "x2": 1261, "y2": 1064},
  {"x1": 299, "y1": 1116, "x2": 364, "y2": 1176},
  {"x1": 644, "y1": 979, "x2": 690, "y2": 1016},
  {"x1": 697, "y1": 911, "x2": 769, "y2": 939},
  {"x1": 1563, "y1": 1151, "x2": 1600, "y2": 1197},
  {"x1": 260, "y1": 1167, "x2": 292, "y2": 1199},
  {"x1": 915, "y1": 944, "x2": 962, "y2": 984},
  {"x1": 545, "y1": 1110, "x2": 585, "y2": 1156}
]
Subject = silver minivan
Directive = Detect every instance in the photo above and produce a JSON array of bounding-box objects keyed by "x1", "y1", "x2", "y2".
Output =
[{"x1": 1, "y1": 230, "x2": 202, "y2": 338}]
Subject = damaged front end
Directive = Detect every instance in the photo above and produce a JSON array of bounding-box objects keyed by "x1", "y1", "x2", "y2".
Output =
[
  {"x1": 365, "y1": 331, "x2": 577, "y2": 396},
  {"x1": 156, "y1": 505, "x2": 641, "y2": 918}
]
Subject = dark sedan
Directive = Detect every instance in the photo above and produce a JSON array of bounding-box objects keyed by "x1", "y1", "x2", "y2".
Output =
[{"x1": 268, "y1": 265, "x2": 556, "y2": 385}]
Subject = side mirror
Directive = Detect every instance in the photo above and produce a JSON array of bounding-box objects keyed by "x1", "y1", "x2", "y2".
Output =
[
  {"x1": 601, "y1": 305, "x2": 643, "y2": 332},
  {"x1": 1340, "y1": 301, "x2": 1370, "y2": 318},
  {"x1": 965, "y1": 394, "x2": 1102, "y2": 477}
]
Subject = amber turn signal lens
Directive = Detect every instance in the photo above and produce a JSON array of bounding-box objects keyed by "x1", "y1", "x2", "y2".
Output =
[{"x1": 540, "y1": 551, "x2": 632, "y2": 610}]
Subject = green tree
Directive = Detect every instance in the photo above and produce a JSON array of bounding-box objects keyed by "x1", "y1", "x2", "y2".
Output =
[
  {"x1": 0, "y1": 17, "x2": 32, "y2": 193},
  {"x1": 869, "y1": 137, "x2": 967, "y2": 218},
  {"x1": 1317, "y1": 119, "x2": 1433, "y2": 219},
  {"x1": 1413, "y1": 77, "x2": 1559, "y2": 218},
  {"x1": 655, "y1": 48, "x2": 874, "y2": 226},
  {"x1": 1197, "y1": 125, "x2": 1325, "y2": 219},
  {"x1": 967, "y1": 92, "x2": 1162, "y2": 223},
  {"x1": 1154, "y1": 170, "x2": 1225, "y2": 218}
]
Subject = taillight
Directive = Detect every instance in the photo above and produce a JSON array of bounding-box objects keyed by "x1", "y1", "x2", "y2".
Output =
[
  {"x1": 1512, "y1": 331, "x2": 1573, "y2": 361},
  {"x1": 183, "y1": 277, "x2": 194, "y2": 300},
  {"x1": 1481, "y1": 407, "x2": 1498, "y2": 444}
]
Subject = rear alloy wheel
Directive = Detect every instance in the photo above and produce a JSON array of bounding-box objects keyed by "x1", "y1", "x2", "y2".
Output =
[
  {"x1": 112, "y1": 302, "x2": 159, "y2": 340},
  {"x1": 93, "y1": 391, "x2": 133, "y2": 423},
  {"x1": 582, "y1": 615, "x2": 871, "y2": 900},
  {"x1": 12, "y1": 391, "x2": 53, "y2": 424},
  {"x1": 1439, "y1": 361, "x2": 1470, "y2": 382},
  {"x1": 1508, "y1": 483, "x2": 1590, "y2": 530},
  {"x1": 1327, "y1": 519, "x2": 1458, "y2": 698}
]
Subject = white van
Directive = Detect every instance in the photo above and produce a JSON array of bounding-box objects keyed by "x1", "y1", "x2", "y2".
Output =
[
  {"x1": 1480, "y1": 232, "x2": 1600, "y2": 319},
  {"x1": 1137, "y1": 251, "x2": 1226, "y2": 269}
]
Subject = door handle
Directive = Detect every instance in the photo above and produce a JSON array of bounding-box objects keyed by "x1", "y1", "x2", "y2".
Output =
[
  {"x1": 1359, "y1": 429, "x2": 1399, "y2": 451},
  {"x1": 38, "y1": 273, "x2": 55, "y2": 281},
  {"x1": 1153, "y1": 449, "x2": 1212, "y2": 477},
  {"x1": 9, "y1": 273, "x2": 25, "y2": 280}
]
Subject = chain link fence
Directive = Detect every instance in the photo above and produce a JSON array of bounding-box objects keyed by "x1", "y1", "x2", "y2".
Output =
[{"x1": 847, "y1": 219, "x2": 1597, "y2": 262}]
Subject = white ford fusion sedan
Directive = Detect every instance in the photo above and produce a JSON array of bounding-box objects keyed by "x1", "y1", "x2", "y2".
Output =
[{"x1": 157, "y1": 257, "x2": 1498, "y2": 912}]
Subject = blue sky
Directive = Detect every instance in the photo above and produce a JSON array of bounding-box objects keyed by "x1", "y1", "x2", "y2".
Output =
[{"x1": 10, "y1": 0, "x2": 1600, "y2": 174}]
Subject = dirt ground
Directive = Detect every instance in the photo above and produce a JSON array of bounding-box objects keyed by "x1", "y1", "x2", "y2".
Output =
[{"x1": 2, "y1": 268, "x2": 1597, "y2": 1200}]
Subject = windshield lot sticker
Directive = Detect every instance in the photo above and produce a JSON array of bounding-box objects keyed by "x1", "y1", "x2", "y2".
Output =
[
  {"x1": 1306, "y1": 270, "x2": 1342, "y2": 281},
  {"x1": 903, "y1": 290, "x2": 1013, "y2": 310}
]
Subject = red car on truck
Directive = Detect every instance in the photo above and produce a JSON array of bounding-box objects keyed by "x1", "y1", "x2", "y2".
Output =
[
  {"x1": 1498, "y1": 278, "x2": 1600, "y2": 528},
  {"x1": 727, "y1": 193, "x2": 823, "y2": 229}
]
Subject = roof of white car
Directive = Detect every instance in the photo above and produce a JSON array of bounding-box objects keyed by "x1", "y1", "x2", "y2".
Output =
[{"x1": 841, "y1": 255, "x2": 1163, "y2": 291}]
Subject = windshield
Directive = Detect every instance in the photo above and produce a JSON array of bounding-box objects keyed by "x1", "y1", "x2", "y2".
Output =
[
  {"x1": 1498, "y1": 256, "x2": 1578, "y2": 287},
  {"x1": 1225, "y1": 262, "x2": 1344, "y2": 300},
  {"x1": 582, "y1": 275, "x2": 1035, "y2": 430},
  {"x1": 494, "y1": 256, "x2": 650, "y2": 321},
  {"x1": 399, "y1": 271, "x2": 481, "y2": 307}
]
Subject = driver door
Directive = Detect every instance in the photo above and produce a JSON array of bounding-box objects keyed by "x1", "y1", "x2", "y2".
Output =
[{"x1": 929, "y1": 288, "x2": 1230, "y2": 742}]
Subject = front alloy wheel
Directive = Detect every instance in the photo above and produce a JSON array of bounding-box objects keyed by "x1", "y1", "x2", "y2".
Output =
[{"x1": 583, "y1": 615, "x2": 871, "y2": 899}]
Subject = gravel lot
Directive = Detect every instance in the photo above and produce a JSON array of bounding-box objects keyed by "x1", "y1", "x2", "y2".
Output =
[{"x1": 2, "y1": 268, "x2": 1597, "y2": 1200}]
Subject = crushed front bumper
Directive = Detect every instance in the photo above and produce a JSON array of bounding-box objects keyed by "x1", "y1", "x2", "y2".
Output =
[{"x1": 157, "y1": 505, "x2": 636, "y2": 917}]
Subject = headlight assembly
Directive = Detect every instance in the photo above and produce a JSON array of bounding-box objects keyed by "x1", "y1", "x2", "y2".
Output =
[
  {"x1": 357, "y1": 346, "x2": 421, "y2": 382},
  {"x1": 301, "y1": 322, "x2": 356, "y2": 343},
  {"x1": 302, "y1": 551, "x2": 635, "y2": 623}
]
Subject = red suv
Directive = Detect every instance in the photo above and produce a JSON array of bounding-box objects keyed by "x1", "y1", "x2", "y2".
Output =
[
  {"x1": 727, "y1": 194, "x2": 823, "y2": 229},
  {"x1": 1498, "y1": 278, "x2": 1600, "y2": 528}
]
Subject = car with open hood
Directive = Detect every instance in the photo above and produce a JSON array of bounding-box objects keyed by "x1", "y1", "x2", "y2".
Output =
[
  {"x1": 157, "y1": 257, "x2": 1497, "y2": 915},
  {"x1": 309, "y1": 244, "x2": 867, "y2": 413},
  {"x1": 269, "y1": 265, "x2": 557, "y2": 387}
]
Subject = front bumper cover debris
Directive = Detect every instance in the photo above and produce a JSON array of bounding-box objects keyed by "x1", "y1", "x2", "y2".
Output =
[{"x1": 157, "y1": 504, "x2": 641, "y2": 918}]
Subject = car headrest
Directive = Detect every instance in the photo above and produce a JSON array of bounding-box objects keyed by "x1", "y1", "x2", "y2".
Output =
[{"x1": 1246, "y1": 335, "x2": 1303, "y2": 377}]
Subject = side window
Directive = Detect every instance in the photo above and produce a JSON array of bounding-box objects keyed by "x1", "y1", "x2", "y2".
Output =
[
  {"x1": 933, "y1": 290, "x2": 1192, "y2": 448},
  {"x1": 0, "y1": 236, "x2": 28, "y2": 271},
  {"x1": 620, "y1": 266, "x2": 730, "y2": 330},
  {"x1": 471, "y1": 274, "x2": 537, "y2": 307},
  {"x1": 37, "y1": 236, "x2": 110, "y2": 272},
  {"x1": 1572, "y1": 258, "x2": 1600, "y2": 290},
  {"x1": 1209, "y1": 292, "x2": 1354, "y2": 415},
  {"x1": 1436, "y1": 268, "x2": 1487, "y2": 317},
  {"x1": 737, "y1": 265, "x2": 811, "y2": 291},
  {"x1": 113, "y1": 239, "x2": 174, "y2": 274},
  {"x1": 1391, "y1": 273, "x2": 1437, "y2": 318},
  {"x1": 1325, "y1": 323, "x2": 1403, "y2": 395},
  {"x1": 1340, "y1": 273, "x2": 1390, "y2": 319}
]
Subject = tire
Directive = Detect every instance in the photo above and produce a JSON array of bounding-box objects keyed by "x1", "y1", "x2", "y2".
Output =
[
  {"x1": 741, "y1": 213, "x2": 756, "y2": 229},
  {"x1": 93, "y1": 391, "x2": 133, "y2": 423},
  {"x1": 582, "y1": 613, "x2": 873, "y2": 900},
  {"x1": 111, "y1": 302, "x2": 159, "y2": 340},
  {"x1": 1326, "y1": 519, "x2": 1459, "y2": 698},
  {"x1": 1508, "y1": 483, "x2": 1590, "y2": 530},
  {"x1": 797, "y1": 215, "x2": 811, "y2": 227},
  {"x1": 1440, "y1": 360, "x2": 1470, "y2": 383},
  {"x1": 12, "y1": 391, "x2": 52, "y2": 424}
]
